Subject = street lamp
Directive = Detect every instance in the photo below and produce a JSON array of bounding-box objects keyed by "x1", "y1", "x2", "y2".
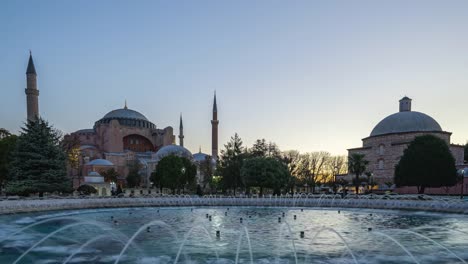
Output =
[
  {"x1": 458, "y1": 168, "x2": 467, "y2": 200},
  {"x1": 181, "y1": 167, "x2": 186, "y2": 194}
]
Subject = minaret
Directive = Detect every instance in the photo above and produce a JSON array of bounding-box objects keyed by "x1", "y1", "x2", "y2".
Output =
[
  {"x1": 179, "y1": 113, "x2": 184, "y2": 147},
  {"x1": 25, "y1": 51, "x2": 39, "y2": 121},
  {"x1": 211, "y1": 92, "x2": 219, "y2": 160}
]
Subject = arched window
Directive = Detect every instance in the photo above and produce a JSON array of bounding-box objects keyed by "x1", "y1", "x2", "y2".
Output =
[
  {"x1": 378, "y1": 159, "x2": 384, "y2": 170},
  {"x1": 379, "y1": 144, "x2": 385, "y2": 155}
]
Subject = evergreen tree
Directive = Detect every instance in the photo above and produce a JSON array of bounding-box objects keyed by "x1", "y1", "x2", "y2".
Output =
[
  {"x1": 395, "y1": 135, "x2": 457, "y2": 194},
  {"x1": 0, "y1": 130, "x2": 17, "y2": 192},
  {"x1": 218, "y1": 133, "x2": 245, "y2": 194},
  {"x1": 4, "y1": 119, "x2": 72, "y2": 196},
  {"x1": 250, "y1": 139, "x2": 268, "y2": 157}
]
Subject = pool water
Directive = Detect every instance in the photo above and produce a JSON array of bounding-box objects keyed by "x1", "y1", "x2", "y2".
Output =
[{"x1": 0, "y1": 207, "x2": 467, "y2": 263}]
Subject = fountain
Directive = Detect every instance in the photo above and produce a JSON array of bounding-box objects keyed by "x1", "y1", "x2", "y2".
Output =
[{"x1": 0, "y1": 196, "x2": 467, "y2": 263}]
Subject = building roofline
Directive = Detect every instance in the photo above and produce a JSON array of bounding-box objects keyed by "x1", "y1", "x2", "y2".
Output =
[{"x1": 362, "y1": 130, "x2": 452, "y2": 141}]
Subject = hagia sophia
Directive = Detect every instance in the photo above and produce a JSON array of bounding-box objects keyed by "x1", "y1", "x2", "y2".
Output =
[
  {"x1": 22, "y1": 53, "x2": 465, "y2": 194},
  {"x1": 24, "y1": 53, "x2": 219, "y2": 191}
]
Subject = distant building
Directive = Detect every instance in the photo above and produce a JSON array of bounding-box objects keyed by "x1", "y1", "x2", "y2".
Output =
[
  {"x1": 22, "y1": 53, "x2": 219, "y2": 189},
  {"x1": 72, "y1": 95, "x2": 218, "y2": 189},
  {"x1": 343, "y1": 97, "x2": 464, "y2": 192}
]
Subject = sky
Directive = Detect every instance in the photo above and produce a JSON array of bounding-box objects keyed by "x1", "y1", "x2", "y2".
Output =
[{"x1": 1, "y1": 0, "x2": 468, "y2": 155}]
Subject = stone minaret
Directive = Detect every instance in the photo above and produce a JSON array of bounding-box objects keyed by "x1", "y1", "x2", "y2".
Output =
[
  {"x1": 211, "y1": 92, "x2": 219, "y2": 160},
  {"x1": 25, "y1": 52, "x2": 39, "y2": 121},
  {"x1": 399, "y1": 96, "x2": 412, "y2": 112},
  {"x1": 179, "y1": 113, "x2": 184, "y2": 147}
]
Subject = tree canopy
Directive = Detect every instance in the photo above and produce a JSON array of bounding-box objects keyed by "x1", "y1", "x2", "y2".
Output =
[
  {"x1": 395, "y1": 135, "x2": 457, "y2": 194},
  {"x1": 151, "y1": 155, "x2": 196, "y2": 194},
  {"x1": 241, "y1": 157, "x2": 290, "y2": 195},
  {"x1": 126, "y1": 160, "x2": 141, "y2": 188},
  {"x1": 217, "y1": 133, "x2": 245, "y2": 194},
  {"x1": 4, "y1": 119, "x2": 72, "y2": 196},
  {"x1": 100, "y1": 168, "x2": 119, "y2": 183}
]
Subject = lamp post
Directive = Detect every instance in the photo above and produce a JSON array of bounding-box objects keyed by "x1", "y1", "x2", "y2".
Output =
[
  {"x1": 181, "y1": 167, "x2": 186, "y2": 194},
  {"x1": 333, "y1": 165, "x2": 339, "y2": 195},
  {"x1": 459, "y1": 169, "x2": 466, "y2": 200}
]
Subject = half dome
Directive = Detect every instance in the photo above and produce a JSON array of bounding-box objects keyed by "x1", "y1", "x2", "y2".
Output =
[
  {"x1": 86, "y1": 159, "x2": 114, "y2": 166},
  {"x1": 155, "y1": 145, "x2": 193, "y2": 161}
]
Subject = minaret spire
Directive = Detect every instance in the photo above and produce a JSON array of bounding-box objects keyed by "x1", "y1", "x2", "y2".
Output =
[
  {"x1": 25, "y1": 51, "x2": 39, "y2": 121},
  {"x1": 211, "y1": 91, "x2": 219, "y2": 160},
  {"x1": 213, "y1": 90, "x2": 217, "y2": 112},
  {"x1": 179, "y1": 113, "x2": 184, "y2": 147},
  {"x1": 124, "y1": 100, "x2": 128, "y2": 109}
]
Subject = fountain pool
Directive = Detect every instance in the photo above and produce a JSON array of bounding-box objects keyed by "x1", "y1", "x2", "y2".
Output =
[{"x1": 0, "y1": 206, "x2": 467, "y2": 263}]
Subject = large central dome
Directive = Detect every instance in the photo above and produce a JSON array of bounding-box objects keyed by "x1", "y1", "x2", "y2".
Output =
[
  {"x1": 370, "y1": 97, "x2": 442, "y2": 137},
  {"x1": 102, "y1": 108, "x2": 148, "y2": 121}
]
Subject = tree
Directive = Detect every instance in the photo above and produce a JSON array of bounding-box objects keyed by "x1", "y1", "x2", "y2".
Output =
[
  {"x1": 4, "y1": 119, "x2": 72, "y2": 196},
  {"x1": 100, "y1": 168, "x2": 119, "y2": 183},
  {"x1": 348, "y1": 153, "x2": 369, "y2": 194},
  {"x1": 218, "y1": 133, "x2": 245, "y2": 194},
  {"x1": 327, "y1": 155, "x2": 348, "y2": 192},
  {"x1": 294, "y1": 152, "x2": 330, "y2": 193},
  {"x1": 151, "y1": 155, "x2": 196, "y2": 194},
  {"x1": 395, "y1": 135, "x2": 457, "y2": 194},
  {"x1": 0, "y1": 130, "x2": 17, "y2": 192},
  {"x1": 181, "y1": 156, "x2": 197, "y2": 192},
  {"x1": 250, "y1": 139, "x2": 268, "y2": 157},
  {"x1": 126, "y1": 160, "x2": 141, "y2": 188},
  {"x1": 281, "y1": 150, "x2": 300, "y2": 194},
  {"x1": 199, "y1": 155, "x2": 213, "y2": 189},
  {"x1": 250, "y1": 139, "x2": 281, "y2": 159},
  {"x1": 0, "y1": 128, "x2": 12, "y2": 139},
  {"x1": 61, "y1": 133, "x2": 81, "y2": 177},
  {"x1": 241, "y1": 157, "x2": 290, "y2": 196}
]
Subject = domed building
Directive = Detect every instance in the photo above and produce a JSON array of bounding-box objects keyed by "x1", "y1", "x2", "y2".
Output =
[
  {"x1": 75, "y1": 103, "x2": 174, "y2": 154},
  {"x1": 69, "y1": 93, "x2": 220, "y2": 189},
  {"x1": 346, "y1": 97, "x2": 464, "y2": 191},
  {"x1": 20, "y1": 54, "x2": 221, "y2": 190}
]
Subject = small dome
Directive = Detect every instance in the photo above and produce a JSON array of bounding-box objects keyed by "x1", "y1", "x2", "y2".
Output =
[
  {"x1": 370, "y1": 111, "x2": 442, "y2": 137},
  {"x1": 86, "y1": 159, "x2": 114, "y2": 166},
  {"x1": 155, "y1": 145, "x2": 193, "y2": 161},
  {"x1": 193, "y1": 152, "x2": 209, "y2": 162},
  {"x1": 102, "y1": 108, "x2": 148, "y2": 121}
]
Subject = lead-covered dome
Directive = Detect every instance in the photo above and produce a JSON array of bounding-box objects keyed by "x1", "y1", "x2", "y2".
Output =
[
  {"x1": 155, "y1": 144, "x2": 193, "y2": 161},
  {"x1": 95, "y1": 104, "x2": 155, "y2": 129},
  {"x1": 370, "y1": 97, "x2": 443, "y2": 137},
  {"x1": 102, "y1": 108, "x2": 148, "y2": 121}
]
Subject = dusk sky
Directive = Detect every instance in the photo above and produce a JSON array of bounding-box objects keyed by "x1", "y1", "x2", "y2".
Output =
[{"x1": 1, "y1": 0, "x2": 468, "y2": 155}]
